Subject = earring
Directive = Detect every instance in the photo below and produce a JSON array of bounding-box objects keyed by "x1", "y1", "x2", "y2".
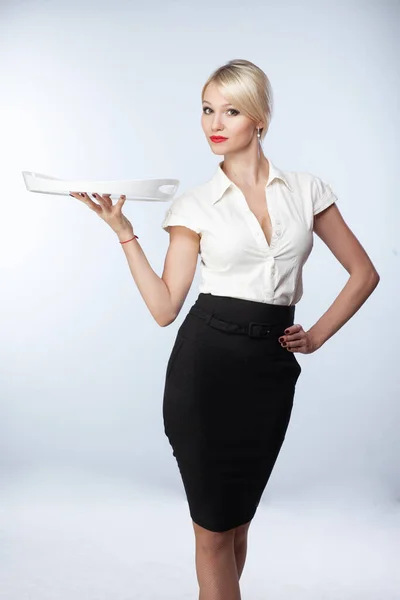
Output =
[{"x1": 257, "y1": 128, "x2": 261, "y2": 140}]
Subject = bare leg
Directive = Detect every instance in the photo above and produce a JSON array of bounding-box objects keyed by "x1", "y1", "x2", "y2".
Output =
[
  {"x1": 233, "y1": 520, "x2": 252, "y2": 580},
  {"x1": 192, "y1": 521, "x2": 241, "y2": 600}
]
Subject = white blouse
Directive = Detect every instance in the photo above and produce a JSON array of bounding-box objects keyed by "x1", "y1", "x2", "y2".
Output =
[{"x1": 161, "y1": 157, "x2": 338, "y2": 306}]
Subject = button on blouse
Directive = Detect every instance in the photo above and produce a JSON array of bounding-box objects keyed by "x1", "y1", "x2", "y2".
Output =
[{"x1": 161, "y1": 157, "x2": 338, "y2": 306}]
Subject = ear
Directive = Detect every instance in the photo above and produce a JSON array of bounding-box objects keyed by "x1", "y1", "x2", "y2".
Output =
[{"x1": 257, "y1": 121, "x2": 267, "y2": 136}]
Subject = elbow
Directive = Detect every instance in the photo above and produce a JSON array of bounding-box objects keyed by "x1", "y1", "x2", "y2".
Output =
[
  {"x1": 370, "y1": 269, "x2": 380, "y2": 285},
  {"x1": 158, "y1": 320, "x2": 171, "y2": 328},
  {"x1": 156, "y1": 313, "x2": 177, "y2": 327},
  {"x1": 364, "y1": 269, "x2": 380, "y2": 292},
  {"x1": 357, "y1": 264, "x2": 380, "y2": 285},
  {"x1": 350, "y1": 267, "x2": 380, "y2": 293},
  {"x1": 158, "y1": 320, "x2": 175, "y2": 328},
  {"x1": 156, "y1": 317, "x2": 169, "y2": 327}
]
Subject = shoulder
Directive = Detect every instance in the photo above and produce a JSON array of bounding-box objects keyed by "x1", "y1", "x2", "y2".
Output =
[
  {"x1": 167, "y1": 181, "x2": 212, "y2": 211},
  {"x1": 166, "y1": 189, "x2": 197, "y2": 211},
  {"x1": 161, "y1": 184, "x2": 208, "y2": 235},
  {"x1": 284, "y1": 169, "x2": 327, "y2": 192},
  {"x1": 286, "y1": 169, "x2": 338, "y2": 215}
]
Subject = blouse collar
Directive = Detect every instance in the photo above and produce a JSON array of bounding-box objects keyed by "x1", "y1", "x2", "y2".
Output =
[{"x1": 208, "y1": 157, "x2": 293, "y2": 205}]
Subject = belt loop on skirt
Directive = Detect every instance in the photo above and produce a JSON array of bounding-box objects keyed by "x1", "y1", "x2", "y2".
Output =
[
  {"x1": 248, "y1": 322, "x2": 271, "y2": 338},
  {"x1": 204, "y1": 311, "x2": 215, "y2": 325}
]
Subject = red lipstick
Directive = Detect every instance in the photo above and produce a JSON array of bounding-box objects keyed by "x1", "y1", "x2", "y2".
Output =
[{"x1": 210, "y1": 136, "x2": 228, "y2": 143}]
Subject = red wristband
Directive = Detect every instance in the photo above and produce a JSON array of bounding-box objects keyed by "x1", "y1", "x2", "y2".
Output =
[{"x1": 120, "y1": 235, "x2": 139, "y2": 244}]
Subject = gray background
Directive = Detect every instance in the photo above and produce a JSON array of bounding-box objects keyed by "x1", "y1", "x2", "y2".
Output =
[{"x1": 0, "y1": 1, "x2": 399, "y2": 598}]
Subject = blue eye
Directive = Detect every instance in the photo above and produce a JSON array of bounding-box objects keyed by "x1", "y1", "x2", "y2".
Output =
[{"x1": 202, "y1": 107, "x2": 239, "y2": 116}]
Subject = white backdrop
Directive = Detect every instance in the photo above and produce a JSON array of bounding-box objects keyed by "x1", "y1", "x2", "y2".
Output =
[{"x1": 0, "y1": 1, "x2": 399, "y2": 598}]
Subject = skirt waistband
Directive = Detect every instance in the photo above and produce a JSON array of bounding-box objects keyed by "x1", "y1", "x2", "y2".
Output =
[{"x1": 189, "y1": 293, "x2": 295, "y2": 339}]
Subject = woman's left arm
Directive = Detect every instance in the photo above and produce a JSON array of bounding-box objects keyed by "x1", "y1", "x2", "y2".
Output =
[
  {"x1": 303, "y1": 203, "x2": 380, "y2": 351},
  {"x1": 282, "y1": 203, "x2": 380, "y2": 353}
]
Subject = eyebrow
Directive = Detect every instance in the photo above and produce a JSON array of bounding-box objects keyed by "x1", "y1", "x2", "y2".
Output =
[{"x1": 202, "y1": 100, "x2": 233, "y2": 107}]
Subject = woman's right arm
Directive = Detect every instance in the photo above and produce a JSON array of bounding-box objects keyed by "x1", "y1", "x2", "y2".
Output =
[
  {"x1": 118, "y1": 225, "x2": 200, "y2": 327},
  {"x1": 69, "y1": 191, "x2": 199, "y2": 327}
]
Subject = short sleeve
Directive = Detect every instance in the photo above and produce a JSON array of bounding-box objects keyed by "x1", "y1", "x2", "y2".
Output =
[
  {"x1": 311, "y1": 176, "x2": 338, "y2": 216},
  {"x1": 161, "y1": 193, "x2": 201, "y2": 234}
]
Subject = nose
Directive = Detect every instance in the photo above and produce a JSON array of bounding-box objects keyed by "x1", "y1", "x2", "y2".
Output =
[{"x1": 211, "y1": 116, "x2": 224, "y2": 132}]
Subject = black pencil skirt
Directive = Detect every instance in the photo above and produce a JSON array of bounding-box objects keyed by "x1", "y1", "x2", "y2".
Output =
[{"x1": 162, "y1": 292, "x2": 302, "y2": 533}]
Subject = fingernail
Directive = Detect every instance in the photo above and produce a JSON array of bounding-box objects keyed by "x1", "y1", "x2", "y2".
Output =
[
  {"x1": 284, "y1": 329, "x2": 290, "y2": 334},
  {"x1": 282, "y1": 342, "x2": 287, "y2": 346}
]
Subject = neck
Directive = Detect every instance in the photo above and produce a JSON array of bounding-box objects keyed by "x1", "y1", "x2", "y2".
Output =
[{"x1": 221, "y1": 148, "x2": 269, "y2": 188}]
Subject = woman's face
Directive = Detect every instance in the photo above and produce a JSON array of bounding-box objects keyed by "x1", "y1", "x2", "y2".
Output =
[{"x1": 201, "y1": 82, "x2": 259, "y2": 155}]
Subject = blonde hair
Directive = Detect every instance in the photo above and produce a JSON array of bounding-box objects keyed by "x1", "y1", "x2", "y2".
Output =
[{"x1": 201, "y1": 59, "x2": 274, "y2": 143}]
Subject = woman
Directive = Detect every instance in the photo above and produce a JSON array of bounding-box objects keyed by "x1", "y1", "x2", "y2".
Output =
[{"x1": 70, "y1": 59, "x2": 380, "y2": 600}]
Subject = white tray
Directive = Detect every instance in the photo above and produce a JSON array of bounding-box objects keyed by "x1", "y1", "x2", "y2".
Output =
[{"x1": 21, "y1": 171, "x2": 180, "y2": 202}]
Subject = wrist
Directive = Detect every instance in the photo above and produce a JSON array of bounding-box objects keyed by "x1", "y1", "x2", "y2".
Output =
[
  {"x1": 116, "y1": 229, "x2": 134, "y2": 243},
  {"x1": 307, "y1": 328, "x2": 324, "y2": 351}
]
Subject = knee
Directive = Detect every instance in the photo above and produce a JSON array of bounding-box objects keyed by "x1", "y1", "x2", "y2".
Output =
[
  {"x1": 193, "y1": 521, "x2": 235, "y2": 553},
  {"x1": 234, "y1": 520, "x2": 252, "y2": 546}
]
